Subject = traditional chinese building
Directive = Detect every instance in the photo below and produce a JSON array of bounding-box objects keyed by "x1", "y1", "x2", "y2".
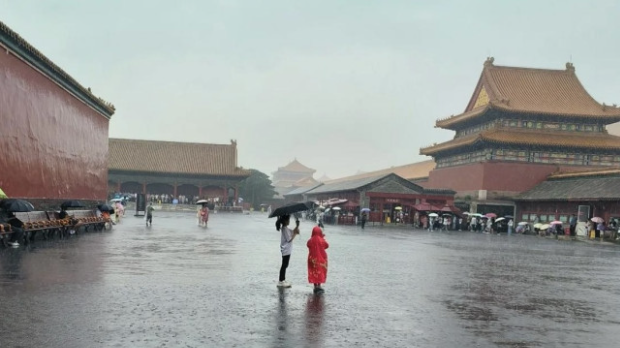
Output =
[
  {"x1": 271, "y1": 159, "x2": 318, "y2": 198},
  {"x1": 303, "y1": 173, "x2": 455, "y2": 224},
  {"x1": 516, "y1": 169, "x2": 620, "y2": 237},
  {"x1": 420, "y1": 58, "x2": 620, "y2": 216},
  {"x1": 108, "y1": 139, "x2": 250, "y2": 204},
  {"x1": 0, "y1": 21, "x2": 114, "y2": 207}
]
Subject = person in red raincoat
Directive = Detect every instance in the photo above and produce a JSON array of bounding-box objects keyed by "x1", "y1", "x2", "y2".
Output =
[{"x1": 307, "y1": 226, "x2": 329, "y2": 293}]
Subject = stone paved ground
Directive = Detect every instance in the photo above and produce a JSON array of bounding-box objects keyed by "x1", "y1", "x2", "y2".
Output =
[{"x1": 1, "y1": 212, "x2": 620, "y2": 347}]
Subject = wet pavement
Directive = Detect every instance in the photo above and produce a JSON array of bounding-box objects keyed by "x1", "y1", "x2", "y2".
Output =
[{"x1": 1, "y1": 213, "x2": 620, "y2": 347}]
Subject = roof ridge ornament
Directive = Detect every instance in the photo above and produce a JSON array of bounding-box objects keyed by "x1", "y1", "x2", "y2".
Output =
[
  {"x1": 484, "y1": 57, "x2": 495, "y2": 67},
  {"x1": 566, "y1": 62, "x2": 575, "y2": 73}
]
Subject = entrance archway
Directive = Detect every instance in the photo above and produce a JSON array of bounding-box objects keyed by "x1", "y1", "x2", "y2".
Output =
[
  {"x1": 120, "y1": 181, "x2": 141, "y2": 194},
  {"x1": 146, "y1": 183, "x2": 174, "y2": 195}
]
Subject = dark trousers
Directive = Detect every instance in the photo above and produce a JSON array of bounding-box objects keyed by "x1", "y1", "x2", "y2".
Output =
[
  {"x1": 570, "y1": 225, "x2": 576, "y2": 236},
  {"x1": 279, "y1": 255, "x2": 290, "y2": 281},
  {"x1": 361, "y1": 220, "x2": 366, "y2": 229},
  {"x1": 146, "y1": 214, "x2": 152, "y2": 224}
]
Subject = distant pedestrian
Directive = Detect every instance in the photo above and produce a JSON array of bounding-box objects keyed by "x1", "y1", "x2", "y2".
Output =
[
  {"x1": 597, "y1": 221, "x2": 605, "y2": 240},
  {"x1": 276, "y1": 215, "x2": 299, "y2": 288},
  {"x1": 361, "y1": 213, "x2": 367, "y2": 230},
  {"x1": 569, "y1": 214, "x2": 577, "y2": 236},
  {"x1": 146, "y1": 203, "x2": 154, "y2": 226},
  {"x1": 307, "y1": 226, "x2": 329, "y2": 294},
  {"x1": 507, "y1": 219, "x2": 514, "y2": 235}
]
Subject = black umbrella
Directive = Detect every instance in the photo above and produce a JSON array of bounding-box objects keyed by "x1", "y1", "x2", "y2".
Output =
[
  {"x1": 97, "y1": 204, "x2": 114, "y2": 213},
  {"x1": 268, "y1": 201, "x2": 315, "y2": 218},
  {"x1": 61, "y1": 200, "x2": 85, "y2": 210},
  {"x1": 0, "y1": 199, "x2": 34, "y2": 213}
]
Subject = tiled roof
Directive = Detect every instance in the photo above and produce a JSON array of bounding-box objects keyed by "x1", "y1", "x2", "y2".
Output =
[
  {"x1": 305, "y1": 173, "x2": 454, "y2": 196},
  {"x1": 436, "y1": 59, "x2": 620, "y2": 129},
  {"x1": 283, "y1": 183, "x2": 324, "y2": 196},
  {"x1": 548, "y1": 168, "x2": 620, "y2": 180},
  {"x1": 325, "y1": 160, "x2": 436, "y2": 184},
  {"x1": 318, "y1": 174, "x2": 331, "y2": 182},
  {"x1": 0, "y1": 21, "x2": 115, "y2": 117},
  {"x1": 517, "y1": 173, "x2": 620, "y2": 201},
  {"x1": 108, "y1": 138, "x2": 250, "y2": 177},
  {"x1": 294, "y1": 176, "x2": 319, "y2": 187},
  {"x1": 420, "y1": 128, "x2": 620, "y2": 155},
  {"x1": 277, "y1": 159, "x2": 316, "y2": 173},
  {"x1": 306, "y1": 174, "x2": 389, "y2": 194}
]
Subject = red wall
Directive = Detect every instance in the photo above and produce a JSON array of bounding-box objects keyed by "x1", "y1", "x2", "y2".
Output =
[
  {"x1": 427, "y1": 161, "x2": 592, "y2": 193},
  {"x1": 0, "y1": 51, "x2": 109, "y2": 200}
]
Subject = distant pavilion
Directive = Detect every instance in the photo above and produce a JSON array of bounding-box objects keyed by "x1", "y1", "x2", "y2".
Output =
[{"x1": 420, "y1": 58, "x2": 620, "y2": 216}]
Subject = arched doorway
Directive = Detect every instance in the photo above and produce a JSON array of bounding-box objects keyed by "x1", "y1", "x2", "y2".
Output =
[
  {"x1": 120, "y1": 181, "x2": 142, "y2": 194},
  {"x1": 177, "y1": 184, "x2": 199, "y2": 204},
  {"x1": 177, "y1": 184, "x2": 199, "y2": 197},
  {"x1": 146, "y1": 183, "x2": 174, "y2": 195},
  {"x1": 202, "y1": 185, "x2": 223, "y2": 200}
]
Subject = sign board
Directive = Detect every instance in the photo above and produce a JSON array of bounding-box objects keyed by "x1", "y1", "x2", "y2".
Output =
[{"x1": 135, "y1": 194, "x2": 146, "y2": 216}]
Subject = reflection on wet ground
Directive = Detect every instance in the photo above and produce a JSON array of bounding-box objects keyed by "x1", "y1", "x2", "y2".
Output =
[{"x1": 1, "y1": 212, "x2": 619, "y2": 347}]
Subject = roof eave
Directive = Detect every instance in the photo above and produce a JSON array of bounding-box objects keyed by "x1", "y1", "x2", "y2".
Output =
[
  {"x1": 108, "y1": 168, "x2": 250, "y2": 178},
  {"x1": 0, "y1": 21, "x2": 115, "y2": 118}
]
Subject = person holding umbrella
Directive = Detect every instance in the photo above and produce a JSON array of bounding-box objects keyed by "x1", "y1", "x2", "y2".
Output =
[{"x1": 276, "y1": 214, "x2": 300, "y2": 288}]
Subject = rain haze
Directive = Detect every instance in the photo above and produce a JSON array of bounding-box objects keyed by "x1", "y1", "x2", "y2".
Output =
[
  {"x1": 5, "y1": 2, "x2": 620, "y2": 347},
  {"x1": 3, "y1": 0, "x2": 620, "y2": 178}
]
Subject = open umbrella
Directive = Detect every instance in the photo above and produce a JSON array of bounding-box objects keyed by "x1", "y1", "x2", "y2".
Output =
[
  {"x1": 110, "y1": 198, "x2": 123, "y2": 203},
  {"x1": 540, "y1": 224, "x2": 550, "y2": 230},
  {"x1": 61, "y1": 200, "x2": 85, "y2": 210},
  {"x1": 495, "y1": 217, "x2": 506, "y2": 222},
  {"x1": 550, "y1": 220, "x2": 563, "y2": 225},
  {"x1": 360, "y1": 208, "x2": 371, "y2": 213},
  {"x1": 332, "y1": 207, "x2": 342, "y2": 211},
  {"x1": 0, "y1": 199, "x2": 34, "y2": 212},
  {"x1": 269, "y1": 201, "x2": 315, "y2": 218},
  {"x1": 97, "y1": 204, "x2": 114, "y2": 213},
  {"x1": 518, "y1": 221, "x2": 529, "y2": 226},
  {"x1": 504, "y1": 215, "x2": 514, "y2": 219},
  {"x1": 484, "y1": 213, "x2": 497, "y2": 218},
  {"x1": 534, "y1": 223, "x2": 543, "y2": 229},
  {"x1": 428, "y1": 213, "x2": 439, "y2": 217},
  {"x1": 394, "y1": 206, "x2": 403, "y2": 211},
  {"x1": 0, "y1": 187, "x2": 7, "y2": 199},
  {"x1": 196, "y1": 199, "x2": 208, "y2": 204},
  {"x1": 591, "y1": 217, "x2": 604, "y2": 223}
]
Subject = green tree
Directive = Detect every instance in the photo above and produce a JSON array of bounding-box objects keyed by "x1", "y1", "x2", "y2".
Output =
[{"x1": 238, "y1": 169, "x2": 276, "y2": 209}]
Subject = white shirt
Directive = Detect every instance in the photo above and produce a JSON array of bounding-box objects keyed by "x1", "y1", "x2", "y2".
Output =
[{"x1": 280, "y1": 226, "x2": 294, "y2": 256}]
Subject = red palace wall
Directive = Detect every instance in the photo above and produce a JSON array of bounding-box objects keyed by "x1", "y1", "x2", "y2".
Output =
[
  {"x1": 0, "y1": 51, "x2": 109, "y2": 200},
  {"x1": 426, "y1": 161, "x2": 593, "y2": 194}
]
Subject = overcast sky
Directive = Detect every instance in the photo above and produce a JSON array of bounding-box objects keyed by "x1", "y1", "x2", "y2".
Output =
[{"x1": 3, "y1": 0, "x2": 620, "y2": 179}]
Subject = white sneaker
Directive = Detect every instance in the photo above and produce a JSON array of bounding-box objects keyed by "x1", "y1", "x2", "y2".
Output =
[
  {"x1": 277, "y1": 281, "x2": 291, "y2": 288},
  {"x1": 10, "y1": 241, "x2": 19, "y2": 247}
]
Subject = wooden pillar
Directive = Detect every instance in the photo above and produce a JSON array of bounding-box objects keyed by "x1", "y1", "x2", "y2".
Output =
[
  {"x1": 142, "y1": 183, "x2": 147, "y2": 194},
  {"x1": 223, "y1": 186, "x2": 228, "y2": 203},
  {"x1": 198, "y1": 186, "x2": 203, "y2": 199},
  {"x1": 173, "y1": 183, "x2": 178, "y2": 198},
  {"x1": 234, "y1": 186, "x2": 239, "y2": 205}
]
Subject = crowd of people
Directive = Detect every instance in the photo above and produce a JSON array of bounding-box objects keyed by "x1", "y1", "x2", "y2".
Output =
[{"x1": 110, "y1": 192, "x2": 235, "y2": 207}]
